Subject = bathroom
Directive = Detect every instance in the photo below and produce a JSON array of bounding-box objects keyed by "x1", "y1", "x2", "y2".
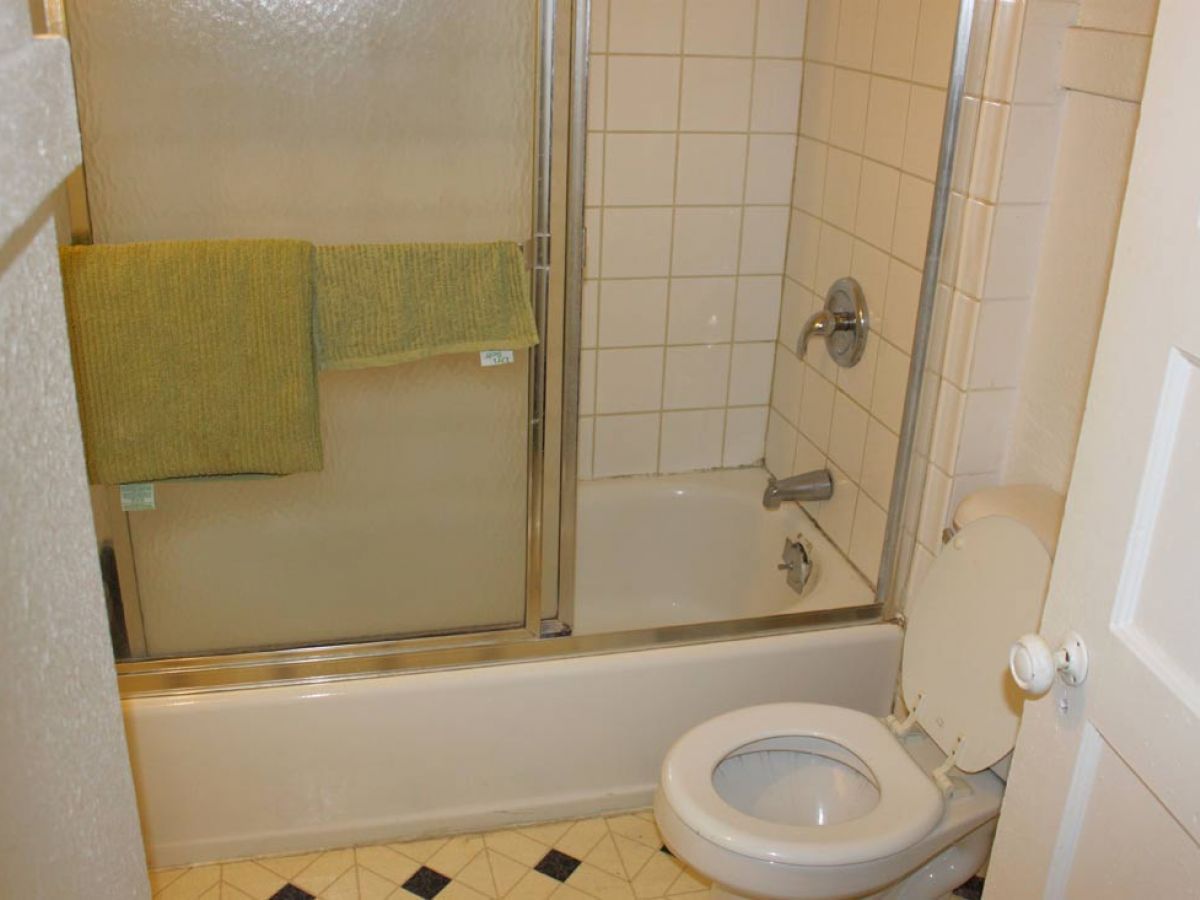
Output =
[{"x1": 4, "y1": 0, "x2": 1198, "y2": 897}]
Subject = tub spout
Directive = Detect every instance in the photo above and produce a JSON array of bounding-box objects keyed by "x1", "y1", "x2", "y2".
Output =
[{"x1": 763, "y1": 469, "x2": 834, "y2": 509}]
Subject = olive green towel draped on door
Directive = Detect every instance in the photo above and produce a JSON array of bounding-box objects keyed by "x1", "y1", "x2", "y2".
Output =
[
  {"x1": 59, "y1": 239, "x2": 536, "y2": 484},
  {"x1": 59, "y1": 239, "x2": 324, "y2": 485},
  {"x1": 314, "y1": 241, "x2": 536, "y2": 370}
]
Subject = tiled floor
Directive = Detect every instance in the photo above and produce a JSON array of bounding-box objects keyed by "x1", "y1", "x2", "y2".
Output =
[
  {"x1": 149, "y1": 810, "x2": 712, "y2": 900},
  {"x1": 148, "y1": 810, "x2": 987, "y2": 900}
]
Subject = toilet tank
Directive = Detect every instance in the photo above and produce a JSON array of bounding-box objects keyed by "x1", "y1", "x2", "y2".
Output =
[{"x1": 951, "y1": 485, "x2": 1065, "y2": 557}]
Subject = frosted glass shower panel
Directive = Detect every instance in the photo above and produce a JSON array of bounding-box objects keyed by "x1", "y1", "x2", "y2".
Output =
[
  {"x1": 66, "y1": 0, "x2": 539, "y2": 656},
  {"x1": 66, "y1": 0, "x2": 536, "y2": 243}
]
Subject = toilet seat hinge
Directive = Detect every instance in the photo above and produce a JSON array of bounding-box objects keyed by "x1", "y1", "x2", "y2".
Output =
[
  {"x1": 886, "y1": 696, "x2": 921, "y2": 736},
  {"x1": 932, "y1": 737, "x2": 964, "y2": 796}
]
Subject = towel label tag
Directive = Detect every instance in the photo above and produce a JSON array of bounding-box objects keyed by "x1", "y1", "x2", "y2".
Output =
[
  {"x1": 480, "y1": 350, "x2": 515, "y2": 367},
  {"x1": 119, "y1": 483, "x2": 156, "y2": 512}
]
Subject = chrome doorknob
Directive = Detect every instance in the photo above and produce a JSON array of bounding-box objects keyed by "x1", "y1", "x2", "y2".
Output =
[
  {"x1": 1009, "y1": 631, "x2": 1089, "y2": 696},
  {"x1": 798, "y1": 276, "x2": 870, "y2": 367}
]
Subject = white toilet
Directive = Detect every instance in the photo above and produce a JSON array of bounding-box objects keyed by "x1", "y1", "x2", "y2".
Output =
[{"x1": 655, "y1": 507, "x2": 1058, "y2": 900}]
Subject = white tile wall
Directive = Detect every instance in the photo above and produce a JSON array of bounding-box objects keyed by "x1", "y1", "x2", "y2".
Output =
[
  {"x1": 579, "y1": 0, "x2": 1094, "y2": 601},
  {"x1": 759, "y1": 0, "x2": 1104, "y2": 592},
  {"x1": 580, "y1": 0, "x2": 808, "y2": 479},
  {"x1": 903, "y1": 0, "x2": 1087, "y2": 596},
  {"x1": 765, "y1": 0, "x2": 967, "y2": 585}
]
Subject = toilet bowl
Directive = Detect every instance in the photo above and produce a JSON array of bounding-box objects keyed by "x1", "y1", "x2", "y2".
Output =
[{"x1": 655, "y1": 514, "x2": 1055, "y2": 899}]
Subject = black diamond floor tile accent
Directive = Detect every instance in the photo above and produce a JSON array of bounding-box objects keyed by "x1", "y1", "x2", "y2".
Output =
[
  {"x1": 402, "y1": 865, "x2": 453, "y2": 899},
  {"x1": 535, "y1": 848, "x2": 582, "y2": 882},
  {"x1": 269, "y1": 886, "x2": 315, "y2": 900},
  {"x1": 953, "y1": 875, "x2": 985, "y2": 900}
]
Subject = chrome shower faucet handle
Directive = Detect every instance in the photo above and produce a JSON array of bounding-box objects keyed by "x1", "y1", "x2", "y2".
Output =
[{"x1": 799, "y1": 276, "x2": 870, "y2": 368}]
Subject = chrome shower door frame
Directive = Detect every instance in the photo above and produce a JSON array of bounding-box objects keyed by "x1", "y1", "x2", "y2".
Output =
[{"x1": 875, "y1": 0, "x2": 987, "y2": 613}]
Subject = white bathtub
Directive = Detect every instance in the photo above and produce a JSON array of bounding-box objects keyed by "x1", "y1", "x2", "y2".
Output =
[
  {"x1": 125, "y1": 625, "x2": 901, "y2": 867},
  {"x1": 573, "y1": 468, "x2": 874, "y2": 633}
]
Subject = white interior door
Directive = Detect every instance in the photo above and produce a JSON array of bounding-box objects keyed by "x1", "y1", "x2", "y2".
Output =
[{"x1": 984, "y1": 0, "x2": 1200, "y2": 895}]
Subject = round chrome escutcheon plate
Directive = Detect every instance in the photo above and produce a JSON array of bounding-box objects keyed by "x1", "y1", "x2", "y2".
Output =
[{"x1": 824, "y1": 276, "x2": 870, "y2": 368}]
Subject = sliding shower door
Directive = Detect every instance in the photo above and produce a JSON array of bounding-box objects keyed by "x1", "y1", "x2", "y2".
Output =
[{"x1": 67, "y1": 0, "x2": 545, "y2": 657}]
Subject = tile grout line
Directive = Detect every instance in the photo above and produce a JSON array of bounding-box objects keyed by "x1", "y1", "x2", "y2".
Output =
[
  {"x1": 655, "y1": 2, "x2": 689, "y2": 477},
  {"x1": 721, "y1": 0, "x2": 765, "y2": 468},
  {"x1": 588, "y1": 0, "x2": 613, "y2": 481}
]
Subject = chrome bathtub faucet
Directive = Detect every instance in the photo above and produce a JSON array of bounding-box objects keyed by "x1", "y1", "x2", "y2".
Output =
[{"x1": 761, "y1": 469, "x2": 834, "y2": 509}]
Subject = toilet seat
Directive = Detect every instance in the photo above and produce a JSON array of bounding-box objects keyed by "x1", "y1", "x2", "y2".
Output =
[{"x1": 660, "y1": 703, "x2": 944, "y2": 867}]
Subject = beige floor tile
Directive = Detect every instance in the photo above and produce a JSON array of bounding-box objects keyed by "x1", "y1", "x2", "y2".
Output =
[
  {"x1": 565, "y1": 862, "x2": 636, "y2": 900},
  {"x1": 554, "y1": 819, "x2": 609, "y2": 860},
  {"x1": 454, "y1": 849, "x2": 498, "y2": 897},
  {"x1": 605, "y1": 816, "x2": 661, "y2": 851},
  {"x1": 506, "y1": 869, "x2": 561, "y2": 900},
  {"x1": 388, "y1": 836, "x2": 449, "y2": 864},
  {"x1": 356, "y1": 845, "x2": 421, "y2": 886},
  {"x1": 292, "y1": 849, "x2": 356, "y2": 896},
  {"x1": 518, "y1": 820, "x2": 574, "y2": 847},
  {"x1": 150, "y1": 868, "x2": 187, "y2": 894},
  {"x1": 611, "y1": 836, "x2": 654, "y2": 880},
  {"x1": 158, "y1": 865, "x2": 221, "y2": 900},
  {"x1": 485, "y1": 829, "x2": 549, "y2": 867},
  {"x1": 427, "y1": 835, "x2": 486, "y2": 877},
  {"x1": 221, "y1": 860, "x2": 287, "y2": 899},
  {"x1": 630, "y1": 853, "x2": 681, "y2": 899},
  {"x1": 582, "y1": 834, "x2": 626, "y2": 880},
  {"x1": 256, "y1": 852, "x2": 322, "y2": 881},
  {"x1": 438, "y1": 881, "x2": 489, "y2": 900},
  {"x1": 355, "y1": 866, "x2": 399, "y2": 900},
  {"x1": 486, "y1": 848, "x2": 530, "y2": 896},
  {"x1": 148, "y1": 808, "x2": 703, "y2": 900},
  {"x1": 320, "y1": 866, "x2": 361, "y2": 900},
  {"x1": 665, "y1": 865, "x2": 709, "y2": 895}
]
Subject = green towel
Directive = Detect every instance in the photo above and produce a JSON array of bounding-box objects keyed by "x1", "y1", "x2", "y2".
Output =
[
  {"x1": 315, "y1": 241, "x2": 538, "y2": 370},
  {"x1": 60, "y1": 240, "x2": 323, "y2": 484}
]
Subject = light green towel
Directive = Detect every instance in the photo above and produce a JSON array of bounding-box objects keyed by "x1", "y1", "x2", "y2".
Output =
[
  {"x1": 315, "y1": 241, "x2": 537, "y2": 370},
  {"x1": 60, "y1": 240, "x2": 323, "y2": 484}
]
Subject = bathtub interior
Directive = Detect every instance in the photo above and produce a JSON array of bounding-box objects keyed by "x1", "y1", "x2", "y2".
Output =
[{"x1": 572, "y1": 467, "x2": 875, "y2": 635}]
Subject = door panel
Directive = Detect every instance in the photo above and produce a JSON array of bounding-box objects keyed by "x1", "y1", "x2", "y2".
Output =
[{"x1": 1059, "y1": 728, "x2": 1200, "y2": 896}]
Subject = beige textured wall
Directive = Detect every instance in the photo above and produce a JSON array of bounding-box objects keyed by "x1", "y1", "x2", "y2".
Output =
[
  {"x1": 1004, "y1": 0, "x2": 1157, "y2": 491},
  {"x1": 0, "y1": 3, "x2": 148, "y2": 895}
]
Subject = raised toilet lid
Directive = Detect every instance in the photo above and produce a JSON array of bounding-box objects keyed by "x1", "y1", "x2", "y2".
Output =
[{"x1": 902, "y1": 516, "x2": 1052, "y2": 773}]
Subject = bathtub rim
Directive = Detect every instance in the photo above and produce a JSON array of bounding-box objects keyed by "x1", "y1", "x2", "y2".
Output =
[{"x1": 117, "y1": 604, "x2": 885, "y2": 697}]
